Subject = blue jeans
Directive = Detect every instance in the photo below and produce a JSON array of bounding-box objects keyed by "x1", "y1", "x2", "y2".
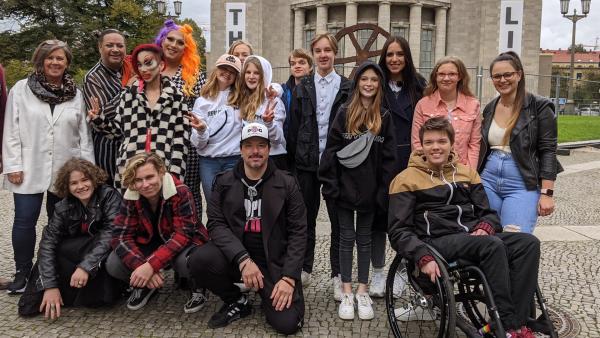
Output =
[
  {"x1": 481, "y1": 150, "x2": 540, "y2": 233},
  {"x1": 12, "y1": 192, "x2": 61, "y2": 272},
  {"x1": 199, "y1": 155, "x2": 238, "y2": 204}
]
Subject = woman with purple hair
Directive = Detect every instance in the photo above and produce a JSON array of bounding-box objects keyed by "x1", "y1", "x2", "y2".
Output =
[{"x1": 155, "y1": 20, "x2": 206, "y2": 223}]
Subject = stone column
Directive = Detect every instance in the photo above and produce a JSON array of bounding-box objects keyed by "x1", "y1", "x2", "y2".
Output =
[
  {"x1": 316, "y1": 4, "x2": 328, "y2": 34},
  {"x1": 344, "y1": 1, "x2": 358, "y2": 63},
  {"x1": 434, "y1": 6, "x2": 448, "y2": 63},
  {"x1": 294, "y1": 8, "x2": 305, "y2": 49},
  {"x1": 409, "y1": 2, "x2": 423, "y2": 68},
  {"x1": 378, "y1": 1, "x2": 391, "y2": 48}
]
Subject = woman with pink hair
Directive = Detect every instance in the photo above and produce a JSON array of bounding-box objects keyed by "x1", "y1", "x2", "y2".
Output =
[{"x1": 155, "y1": 20, "x2": 206, "y2": 222}]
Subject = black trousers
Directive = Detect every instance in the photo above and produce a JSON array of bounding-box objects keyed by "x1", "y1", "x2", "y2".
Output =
[
  {"x1": 427, "y1": 232, "x2": 540, "y2": 330},
  {"x1": 188, "y1": 242, "x2": 304, "y2": 335},
  {"x1": 296, "y1": 169, "x2": 341, "y2": 276}
]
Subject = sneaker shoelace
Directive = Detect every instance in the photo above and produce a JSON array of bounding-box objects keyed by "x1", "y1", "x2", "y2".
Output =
[
  {"x1": 128, "y1": 288, "x2": 143, "y2": 302},
  {"x1": 186, "y1": 292, "x2": 206, "y2": 306},
  {"x1": 356, "y1": 294, "x2": 372, "y2": 306},
  {"x1": 341, "y1": 294, "x2": 354, "y2": 306}
]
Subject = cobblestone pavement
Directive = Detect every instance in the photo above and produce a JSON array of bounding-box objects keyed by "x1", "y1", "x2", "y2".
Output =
[{"x1": 0, "y1": 148, "x2": 599, "y2": 337}]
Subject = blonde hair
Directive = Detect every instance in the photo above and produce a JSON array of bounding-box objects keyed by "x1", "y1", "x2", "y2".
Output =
[
  {"x1": 121, "y1": 153, "x2": 166, "y2": 189},
  {"x1": 424, "y1": 56, "x2": 474, "y2": 97},
  {"x1": 345, "y1": 68, "x2": 383, "y2": 135},
  {"x1": 228, "y1": 40, "x2": 254, "y2": 55},
  {"x1": 310, "y1": 33, "x2": 338, "y2": 55},
  {"x1": 228, "y1": 57, "x2": 265, "y2": 121}
]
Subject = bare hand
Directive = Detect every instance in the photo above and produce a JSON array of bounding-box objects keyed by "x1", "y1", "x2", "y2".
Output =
[
  {"x1": 270, "y1": 279, "x2": 294, "y2": 311},
  {"x1": 70, "y1": 267, "x2": 89, "y2": 288},
  {"x1": 40, "y1": 288, "x2": 63, "y2": 320},
  {"x1": 185, "y1": 112, "x2": 207, "y2": 132},
  {"x1": 7, "y1": 171, "x2": 24, "y2": 185},
  {"x1": 127, "y1": 75, "x2": 139, "y2": 87},
  {"x1": 240, "y1": 259, "x2": 264, "y2": 290},
  {"x1": 87, "y1": 97, "x2": 100, "y2": 120},
  {"x1": 147, "y1": 272, "x2": 165, "y2": 289},
  {"x1": 262, "y1": 98, "x2": 276, "y2": 123},
  {"x1": 420, "y1": 260, "x2": 441, "y2": 283},
  {"x1": 130, "y1": 262, "x2": 154, "y2": 288},
  {"x1": 538, "y1": 195, "x2": 555, "y2": 216},
  {"x1": 470, "y1": 229, "x2": 489, "y2": 236},
  {"x1": 266, "y1": 85, "x2": 278, "y2": 100}
]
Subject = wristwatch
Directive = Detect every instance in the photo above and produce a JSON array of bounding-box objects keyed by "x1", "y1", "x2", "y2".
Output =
[{"x1": 540, "y1": 189, "x2": 554, "y2": 197}]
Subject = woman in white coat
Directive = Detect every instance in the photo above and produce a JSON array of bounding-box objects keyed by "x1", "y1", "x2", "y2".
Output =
[{"x1": 2, "y1": 39, "x2": 94, "y2": 294}]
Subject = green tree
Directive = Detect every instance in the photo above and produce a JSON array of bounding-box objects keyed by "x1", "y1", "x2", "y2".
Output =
[
  {"x1": 0, "y1": 0, "x2": 165, "y2": 82},
  {"x1": 568, "y1": 44, "x2": 587, "y2": 53}
]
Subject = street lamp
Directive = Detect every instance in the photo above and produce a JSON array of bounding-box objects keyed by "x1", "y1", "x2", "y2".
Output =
[
  {"x1": 156, "y1": 0, "x2": 182, "y2": 19},
  {"x1": 560, "y1": 0, "x2": 591, "y2": 110}
]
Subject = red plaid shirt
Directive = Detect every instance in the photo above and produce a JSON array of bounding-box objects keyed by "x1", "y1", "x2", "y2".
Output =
[{"x1": 111, "y1": 175, "x2": 209, "y2": 272}]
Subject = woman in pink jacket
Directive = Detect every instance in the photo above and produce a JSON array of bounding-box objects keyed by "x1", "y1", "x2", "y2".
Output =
[{"x1": 411, "y1": 56, "x2": 481, "y2": 168}]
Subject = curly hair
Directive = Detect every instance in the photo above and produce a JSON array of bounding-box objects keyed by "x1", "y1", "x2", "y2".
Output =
[
  {"x1": 155, "y1": 20, "x2": 201, "y2": 97},
  {"x1": 53, "y1": 158, "x2": 108, "y2": 199},
  {"x1": 121, "y1": 153, "x2": 166, "y2": 189}
]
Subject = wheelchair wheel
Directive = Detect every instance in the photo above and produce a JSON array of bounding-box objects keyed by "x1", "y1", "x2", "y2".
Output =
[{"x1": 385, "y1": 255, "x2": 457, "y2": 338}]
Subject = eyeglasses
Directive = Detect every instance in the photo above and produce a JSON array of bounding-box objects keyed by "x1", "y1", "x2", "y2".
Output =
[
  {"x1": 436, "y1": 72, "x2": 459, "y2": 79},
  {"x1": 491, "y1": 71, "x2": 518, "y2": 82}
]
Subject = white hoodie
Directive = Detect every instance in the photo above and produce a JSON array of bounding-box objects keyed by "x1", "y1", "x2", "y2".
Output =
[
  {"x1": 241, "y1": 55, "x2": 287, "y2": 156},
  {"x1": 190, "y1": 87, "x2": 242, "y2": 158}
]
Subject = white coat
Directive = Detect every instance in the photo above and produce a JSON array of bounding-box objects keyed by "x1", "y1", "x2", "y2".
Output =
[{"x1": 2, "y1": 78, "x2": 94, "y2": 194}]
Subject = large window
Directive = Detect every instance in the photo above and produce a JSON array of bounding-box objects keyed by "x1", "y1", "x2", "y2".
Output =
[
  {"x1": 304, "y1": 28, "x2": 315, "y2": 51},
  {"x1": 420, "y1": 28, "x2": 435, "y2": 77},
  {"x1": 391, "y1": 25, "x2": 409, "y2": 40},
  {"x1": 357, "y1": 28, "x2": 378, "y2": 62}
]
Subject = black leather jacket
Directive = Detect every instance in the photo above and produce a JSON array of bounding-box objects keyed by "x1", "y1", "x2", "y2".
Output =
[
  {"x1": 36, "y1": 184, "x2": 122, "y2": 290},
  {"x1": 478, "y1": 93, "x2": 558, "y2": 190},
  {"x1": 287, "y1": 73, "x2": 352, "y2": 172}
]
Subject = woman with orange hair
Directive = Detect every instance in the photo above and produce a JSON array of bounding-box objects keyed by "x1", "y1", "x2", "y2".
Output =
[{"x1": 155, "y1": 20, "x2": 206, "y2": 221}]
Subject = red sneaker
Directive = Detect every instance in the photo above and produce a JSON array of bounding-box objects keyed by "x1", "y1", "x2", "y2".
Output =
[{"x1": 518, "y1": 326, "x2": 536, "y2": 338}]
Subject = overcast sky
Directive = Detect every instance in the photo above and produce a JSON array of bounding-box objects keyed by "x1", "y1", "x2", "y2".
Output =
[{"x1": 2, "y1": 0, "x2": 599, "y2": 51}]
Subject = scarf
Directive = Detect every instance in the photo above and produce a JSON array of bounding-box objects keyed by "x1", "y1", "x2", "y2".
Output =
[{"x1": 27, "y1": 71, "x2": 77, "y2": 105}]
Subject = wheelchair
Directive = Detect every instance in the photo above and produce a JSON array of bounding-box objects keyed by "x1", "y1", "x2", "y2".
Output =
[{"x1": 385, "y1": 247, "x2": 558, "y2": 338}]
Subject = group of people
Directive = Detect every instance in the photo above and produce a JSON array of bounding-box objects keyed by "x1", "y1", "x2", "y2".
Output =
[{"x1": 0, "y1": 19, "x2": 558, "y2": 337}]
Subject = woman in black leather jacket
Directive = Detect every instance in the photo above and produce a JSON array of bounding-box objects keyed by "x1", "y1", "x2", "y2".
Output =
[
  {"x1": 478, "y1": 51, "x2": 558, "y2": 234},
  {"x1": 19, "y1": 158, "x2": 123, "y2": 319}
]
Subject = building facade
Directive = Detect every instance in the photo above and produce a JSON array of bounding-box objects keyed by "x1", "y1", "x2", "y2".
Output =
[{"x1": 209, "y1": 0, "x2": 544, "y2": 100}]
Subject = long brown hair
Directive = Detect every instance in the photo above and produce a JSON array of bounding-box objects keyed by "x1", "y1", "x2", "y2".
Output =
[
  {"x1": 228, "y1": 57, "x2": 265, "y2": 121},
  {"x1": 424, "y1": 56, "x2": 474, "y2": 97},
  {"x1": 489, "y1": 51, "x2": 526, "y2": 145},
  {"x1": 346, "y1": 64, "x2": 384, "y2": 135}
]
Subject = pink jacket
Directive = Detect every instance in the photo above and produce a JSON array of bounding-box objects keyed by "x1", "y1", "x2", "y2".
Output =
[{"x1": 411, "y1": 91, "x2": 482, "y2": 169}]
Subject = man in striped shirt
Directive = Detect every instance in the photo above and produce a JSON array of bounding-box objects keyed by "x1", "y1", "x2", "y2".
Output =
[{"x1": 83, "y1": 29, "x2": 128, "y2": 185}]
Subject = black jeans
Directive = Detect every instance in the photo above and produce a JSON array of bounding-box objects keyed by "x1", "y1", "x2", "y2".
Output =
[
  {"x1": 427, "y1": 232, "x2": 540, "y2": 330},
  {"x1": 12, "y1": 191, "x2": 61, "y2": 273},
  {"x1": 325, "y1": 199, "x2": 341, "y2": 278},
  {"x1": 337, "y1": 206, "x2": 373, "y2": 284},
  {"x1": 188, "y1": 242, "x2": 305, "y2": 335},
  {"x1": 295, "y1": 169, "x2": 319, "y2": 274},
  {"x1": 105, "y1": 244, "x2": 195, "y2": 283}
]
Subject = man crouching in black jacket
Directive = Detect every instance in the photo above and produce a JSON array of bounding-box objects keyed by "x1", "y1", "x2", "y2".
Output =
[
  {"x1": 388, "y1": 117, "x2": 540, "y2": 337},
  {"x1": 188, "y1": 122, "x2": 307, "y2": 335}
]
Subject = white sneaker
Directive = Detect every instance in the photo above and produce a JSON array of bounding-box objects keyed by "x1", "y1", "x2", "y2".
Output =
[
  {"x1": 394, "y1": 304, "x2": 435, "y2": 321},
  {"x1": 332, "y1": 275, "x2": 342, "y2": 302},
  {"x1": 369, "y1": 270, "x2": 386, "y2": 298},
  {"x1": 301, "y1": 271, "x2": 311, "y2": 287},
  {"x1": 355, "y1": 293, "x2": 375, "y2": 320},
  {"x1": 393, "y1": 268, "x2": 407, "y2": 298},
  {"x1": 338, "y1": 293, "x2": 355, "y2": 320}
]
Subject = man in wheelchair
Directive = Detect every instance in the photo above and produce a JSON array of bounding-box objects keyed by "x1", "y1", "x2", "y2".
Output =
[{"x1": 388, "y1": 117, "x2": 540, "y2": 338}]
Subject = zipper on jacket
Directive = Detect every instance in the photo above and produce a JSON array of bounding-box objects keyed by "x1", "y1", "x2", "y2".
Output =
[
  {"x1": 440, "y1": 173, "x2": 454, "y2": 205},
  {"x1": 456, "y1": 205, "x2": 469, "y2": 232},
  {"x1": 528, "y1": 125, "x2": 539, "y2": 187},
  {"x1": 424, "y1": 210, "x2": 431, "y2": 236}
]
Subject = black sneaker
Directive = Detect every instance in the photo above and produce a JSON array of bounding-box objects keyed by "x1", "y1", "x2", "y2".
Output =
[
  {"x1": 6, "y1": 270, "x2": 28, "y2": 295},
  {"x1": 184, "y1": 289, "x2": 208, "y2": 314},
  {"x1": 208, "y1": 295, "x2": 252, "y2": 328},
  {"x1": 126, "y1": 288, "x2": 157, "y2": 310}
]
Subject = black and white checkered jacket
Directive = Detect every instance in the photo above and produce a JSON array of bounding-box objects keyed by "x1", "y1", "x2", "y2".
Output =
[{"x1": 90, "y1": 76, "x2": 190, "y2": 190}]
